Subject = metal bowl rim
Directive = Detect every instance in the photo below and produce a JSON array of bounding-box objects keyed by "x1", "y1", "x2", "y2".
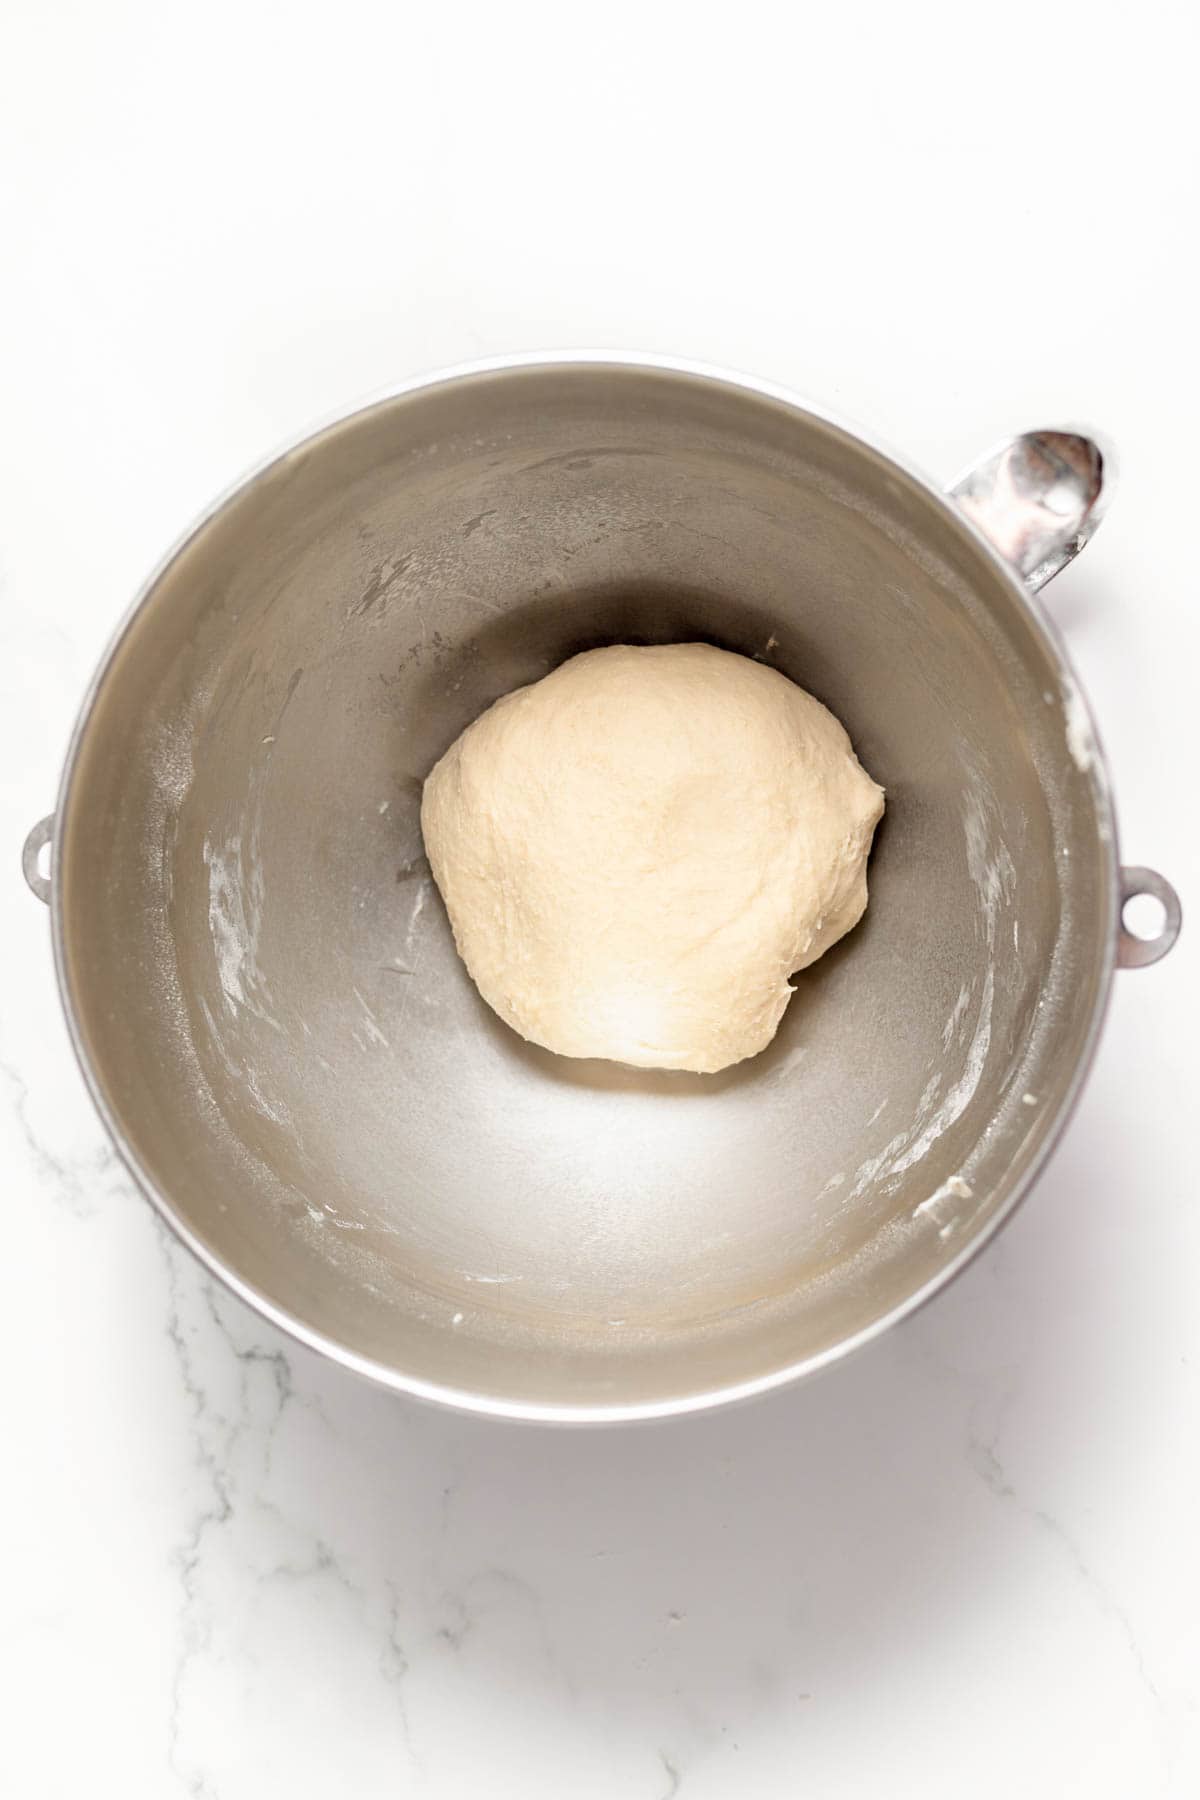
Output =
[{"x1": 47, "y1": 350, "x2": 1122, "y2": 1423}]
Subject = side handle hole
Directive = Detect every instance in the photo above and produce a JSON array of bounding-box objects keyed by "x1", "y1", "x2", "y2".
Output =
[{"x1": 1118, "y1": 867, "x2": 1181, "y2": 969}]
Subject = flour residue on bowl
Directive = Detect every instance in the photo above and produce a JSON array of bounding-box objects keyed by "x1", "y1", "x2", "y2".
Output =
[
  {"x1": 890, "y1": 963, "x2": 994, "y2": 1180},
  {"x1": 832, "y1": 767, "x2": 1012, "y2": 1237},
  {"x1": 913, "y1": 1173, "x2": 977, "y2": 1241},
  {"x1": 940, "y1": 981, "x2": 972, "y2": 1051},
  {"x1": 1061, "y1": 673, "x2": 1098, "y2": 775},
  {"x1": 202, "y1": 831, "x2": 278, "y2": 1029},
  {"x1": 199, "y1": 828, "x2": 289, "y2": 1135},
  {"x1": 898, "y1": 776, "x2": 1012, "y2": 1168},
  {"x1": 352, "y1": 985, "x2": 391, "y2": 1050},
  {"x1": 204, "y1": 836, "x2": 254, "y2": 1011}
]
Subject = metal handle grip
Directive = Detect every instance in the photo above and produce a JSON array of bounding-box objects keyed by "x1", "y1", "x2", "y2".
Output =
[
  {"x1": 1118, "y1": 866, "x2": 1181, "y2": 969},
  {"x1": 948, "y1": 428, "x2": 1112, "y2": 592},
  {"x1": 22, "y1": 815, "x2": 54, "y2": 904}
]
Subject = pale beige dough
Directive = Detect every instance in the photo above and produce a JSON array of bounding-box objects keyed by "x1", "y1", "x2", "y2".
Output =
[{"x1": 421, "y1": 642, "x2": 884, "y2": 1074}]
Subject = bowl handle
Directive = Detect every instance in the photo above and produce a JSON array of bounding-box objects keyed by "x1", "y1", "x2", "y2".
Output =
[
  {"x1": 947, "y1": 429, "x2": 1112, "y2": 592},
  {"x1": 22, "y1": 814, "x2": 54, "y2": 905},
  {"x1": 1118, "y1": 866, "x2": 1182, "y2": 969}
]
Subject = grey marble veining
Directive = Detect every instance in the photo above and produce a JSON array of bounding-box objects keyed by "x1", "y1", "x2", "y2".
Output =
[
  {"x1": 2, "y1": 1004, "x2": 1192, "y2": 1795},
  {"x1": 3, "y1": 2, "x2": 1199, "y2": 1790}
]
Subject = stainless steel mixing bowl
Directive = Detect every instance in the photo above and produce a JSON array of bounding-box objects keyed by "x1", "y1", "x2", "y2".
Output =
[{"x1": 23, "y1": 357, "x2": 1181, "y2": 1419}]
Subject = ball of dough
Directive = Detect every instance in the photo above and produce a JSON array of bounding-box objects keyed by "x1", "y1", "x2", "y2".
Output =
[{"x1": 421, "y1": 643, "x2": 884, "y2": 1074}]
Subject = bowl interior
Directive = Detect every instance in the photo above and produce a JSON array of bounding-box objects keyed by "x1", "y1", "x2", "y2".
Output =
[{"x1": 58, "y1": 364, "x2": 1115, "y2": 1414}]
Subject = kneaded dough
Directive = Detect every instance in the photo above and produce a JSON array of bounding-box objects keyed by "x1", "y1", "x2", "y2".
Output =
[{"x1": 421, "y1": 642, "x2": 884, "y2": 1074}]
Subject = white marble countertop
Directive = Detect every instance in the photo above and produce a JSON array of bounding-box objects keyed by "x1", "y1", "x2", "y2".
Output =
[{"x1": 2, "y1": 4, "x2": 1198, "y2": 1794}]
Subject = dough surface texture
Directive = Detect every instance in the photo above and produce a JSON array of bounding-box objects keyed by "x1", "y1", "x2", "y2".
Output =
[{"x1": 421, "y1": 642, "x2": 884, "y2": 1074}]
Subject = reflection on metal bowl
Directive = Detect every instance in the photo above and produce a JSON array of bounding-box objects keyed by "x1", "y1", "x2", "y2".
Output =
[{"x1": 24, "y1": 357, "x2": 1180, "y2": 1418}]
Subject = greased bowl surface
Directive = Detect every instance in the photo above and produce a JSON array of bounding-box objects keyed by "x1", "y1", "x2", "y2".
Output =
[{"x1": 51, "y1": 359, "x2": 1119, "y2": 1418}]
